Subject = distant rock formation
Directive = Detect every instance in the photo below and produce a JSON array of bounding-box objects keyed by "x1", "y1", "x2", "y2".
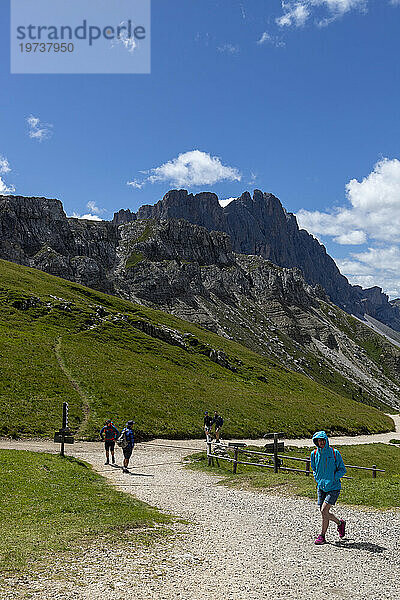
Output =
[
  {"x1": 132, "y1": 189, "x2": 400, "y2": 330},
  {"x1": 112, "y1": 208, "x2": 136, "y2": 226}
]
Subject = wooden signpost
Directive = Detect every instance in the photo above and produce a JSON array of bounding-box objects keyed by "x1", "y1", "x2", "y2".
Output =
[
  {"x1": 263, "y1": 432, "x2": 284, "y2": 472},
  {"x1": 54, "y1": 402, "x2": 74, "y2": 456}
]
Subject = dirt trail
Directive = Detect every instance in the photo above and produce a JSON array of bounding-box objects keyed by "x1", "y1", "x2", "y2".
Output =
[
  {"x1": 54, "y1": 336, "x2": 91, "y2": 435},
  {"x1": 234, "y1": 413, "x2": 400, "y2": 448},
  {"x1": 0, "y1": 433, "x2": 399, "y2": 600}
]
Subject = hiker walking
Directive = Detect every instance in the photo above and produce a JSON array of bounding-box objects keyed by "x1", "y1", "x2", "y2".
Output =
[
  {"x1": 204, "y1": 411, "x2": 213, "y2": 440},
  {"x1": 212, "y1": 411, "x2": 223, "y2": 443},
  {"x1": 310, "y1": 431, "x2": 347, "y2": 545},
  {"x1": 100, "y1": 419, "x2": 119, "y2": 465},
  {"x1": 120, "y1": 420, "x2": 135, "y2": 473}
]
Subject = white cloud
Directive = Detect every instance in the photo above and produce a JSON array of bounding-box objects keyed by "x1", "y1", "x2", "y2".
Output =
[
  {"x1": 219, "y1": 197, "x2": 236, "y2": 208},
  {"x1": 276, "y1": 0, "x2": 368, "y2": 28},
  {"x1": 217, "y1": 43, "x2": 240, "y2": 54},
  {"x1": 277, "y1": 2, "x2": 310, "y2": 27},
  {"x1": 128, "y1": 150, "x2": 241, "y2": 189},
  {"x1": 248, "y1": 172, "x2": 258, "y2": 185},
  {"x1": 26, "y1": 115, "x2": 53, "y2": 142},
  {"x1": 297, "y1": 158, "x2": 400, "y2": 244},
  {"x1": 257, "y1": 32, "x2": 286, "y2": 47},
  {"x1": 333, "y1": 230, "x2": 367, "y2": 245},
  {"x1": 352, "y1": 246, "x2": 400, "y2": 271},
  {"x1": 335, "y1": 247, "x2": 400, "y2": 298},
  {"x1": 68, "y1": 201, "x2": 106, "y2": 220},
  {"x1": 86, "y1": 200, "x2": 106, "y2": 215},
  {"x1": 0, "y1": 176, "x2": 15, "y2": 195},
  {"x1": 127, "y1": 179, "x2": 145, "y2": 189},
  {"x1": 0, "y1": 156, "x2": 11, "y2": 174},
  {"x1": 257, "y1": 32, "x2": 272, "y2": 44},
  {"x1": 70, "y1": 212, "x2": 103, "y2": 221},
  {"x1": 297, "y1": 158, "x2": 400, "y2": 298},
  {"x1": 0, "y1": 156, "x2": 15, "y2": 194}
]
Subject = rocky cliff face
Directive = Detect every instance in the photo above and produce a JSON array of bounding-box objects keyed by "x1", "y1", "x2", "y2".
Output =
[
  {"x1": 0, "y1": 195, "x2": 118, "y2": 292},
  {"x1": 1, "y1": 192, "x2": 399, "y2": 410},
  {"x1": 135, "y1": 189, "x2": 400, "y2": 330}
]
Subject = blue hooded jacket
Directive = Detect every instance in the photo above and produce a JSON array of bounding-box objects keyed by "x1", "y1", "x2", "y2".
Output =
[{"x1": 310, "y1": 431, "x2": 346, "y2": 491}]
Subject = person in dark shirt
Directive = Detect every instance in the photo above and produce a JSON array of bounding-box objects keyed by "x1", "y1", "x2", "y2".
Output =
[
  {"x1": 204, "y1": 411, "x2": 213, "y2": 440},
  {"x1": 100, "y1": 419, "x2": 119, "y2": 465},
  {"x1": 120, "y1": 420, "x2": 135, "y2": 473},
  {"x1": 212, "y1": 411, "x2": 224, "y2": 443}
]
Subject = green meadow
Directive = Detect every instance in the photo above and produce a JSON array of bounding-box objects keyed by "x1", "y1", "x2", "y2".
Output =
[
  {"x1": 0, "y1": 259, "x2": 394, "y2": 439},
  {"x1": 0, "y1": 449, "x2": 168, "y2": 574}
]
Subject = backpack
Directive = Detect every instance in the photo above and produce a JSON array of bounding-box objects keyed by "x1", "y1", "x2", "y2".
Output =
[
  {"x1": 116, "y1": 430, "x2": 128, "y2": 448},
  {"x1": 313, "y1": 446, "x2": 337, "y2": 466}
]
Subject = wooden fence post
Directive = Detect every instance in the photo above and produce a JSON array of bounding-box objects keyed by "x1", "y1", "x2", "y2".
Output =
[
  {"x1": 273, "y1": 433, "x2": 279, "y2": 473},
  {"x1": 305, "y1": 459, "x2": 310, "y2": 477},
  {"x1": 207, "y1": 441, "x2": 212, "y2": 466},
  {"x1": 233, "y1": 447, "x2": 239, "y2": 474},
  {"x1": 372, "y1": 465, "x2": 377, "y2": 479}
]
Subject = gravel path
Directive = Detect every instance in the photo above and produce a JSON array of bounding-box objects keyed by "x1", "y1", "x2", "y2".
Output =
[{"x1": 1, "y1": 434, "x2": 399, "y2": 600}]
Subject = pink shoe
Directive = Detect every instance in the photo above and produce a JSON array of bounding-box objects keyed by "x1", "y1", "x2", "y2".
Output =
[
  {"x1": 337, "y1": 520, "x2": 346, "y2": 538},
  {"x1": 314, "y1": 535, "x2": 326, "y2": 545}
]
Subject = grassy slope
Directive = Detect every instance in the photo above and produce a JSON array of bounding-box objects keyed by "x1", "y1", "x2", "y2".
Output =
[
  {"x1": 0, "y1": 449, "x2": 168, "y2": 573},
  {"x1": 188, "y1": 443, "x2": 400, "y2": 509},
  {"x1": 0, "y1": 259, "x2": 394, "y2": 439}
]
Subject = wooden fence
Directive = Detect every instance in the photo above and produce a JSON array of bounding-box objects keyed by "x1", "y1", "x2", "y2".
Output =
[{"x1": 206, "y1": 440, "x2": 385, "y2": 479}]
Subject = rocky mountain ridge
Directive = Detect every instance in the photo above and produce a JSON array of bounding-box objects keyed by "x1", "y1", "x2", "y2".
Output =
[
  {"x1": 127, "y1": 189, "x2": 400, "y2": 331},
  {"x1": 1, "y1": 192, "x2": 400, "y2": 410}
]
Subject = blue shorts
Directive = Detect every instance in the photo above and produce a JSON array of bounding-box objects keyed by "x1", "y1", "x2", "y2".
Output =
[
  {"x1": 123, "y1": 446, "x2": 133, "y2": 459},
  {"x1": 317, "y1": 488, "x2": 340, "y2": 506}
]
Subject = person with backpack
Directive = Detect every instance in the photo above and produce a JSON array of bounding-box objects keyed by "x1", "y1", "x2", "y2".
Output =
[
  {"x1": 204, "y1": 411, "x2": 213, "y2": 440},
  {"x1": 310, "y1": 431, "x2": 347, "y2": 545},
  {"x1": 100, "y1": 419, "x2": 119, "y2": 465},
  {"x1": 212, "y1": 411, "x2": 223, "y2": 443},
  {"x1": 120, "y1": 420, "x2": 135, "y2": 473}
]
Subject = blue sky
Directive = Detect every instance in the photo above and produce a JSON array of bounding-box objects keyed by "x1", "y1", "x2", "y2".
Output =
[{"x1": 1, "y1": 1, "x2": 400, "y2": 296}]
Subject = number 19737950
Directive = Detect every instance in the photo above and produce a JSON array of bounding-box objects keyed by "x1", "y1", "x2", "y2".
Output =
[{"x1": 19, "y1": 42, "x2": 74, "y2": 52}]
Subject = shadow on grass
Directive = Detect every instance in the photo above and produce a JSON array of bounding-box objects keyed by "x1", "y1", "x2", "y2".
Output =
[{"x1": 334, "y1": 540, "x2": 386, "y2": 553}]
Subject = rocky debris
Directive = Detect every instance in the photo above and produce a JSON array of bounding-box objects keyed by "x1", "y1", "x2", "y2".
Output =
[
  {"x1": 127, "y1": 319, "x2": 238, "y2": 372},
  {"x1": 209, "y1": 349, "x2": 236, "y2": 371},
  {"x1": 129, "y1": 319, "x2": 192, "y2": 350}
]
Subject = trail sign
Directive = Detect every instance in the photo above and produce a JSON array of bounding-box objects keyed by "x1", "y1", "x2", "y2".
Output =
[
  {"x1": 54, "y1": 402, "x2": 74, "y2": 456},
  {"x1": 264, "y1": 442, "x2": 284, "y2": 453},
  {"x1": 54, "y1": 432, "x2": 75, "y2": 444}
]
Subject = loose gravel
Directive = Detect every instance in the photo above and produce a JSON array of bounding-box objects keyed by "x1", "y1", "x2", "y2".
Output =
[{"x1": 0, "y1": 436, "x2": 399, "y2": 600}]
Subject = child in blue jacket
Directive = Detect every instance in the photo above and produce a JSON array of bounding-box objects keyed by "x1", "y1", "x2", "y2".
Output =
[{"x1": 310, "y1": 431, "x2": 347, "y2": 545}]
